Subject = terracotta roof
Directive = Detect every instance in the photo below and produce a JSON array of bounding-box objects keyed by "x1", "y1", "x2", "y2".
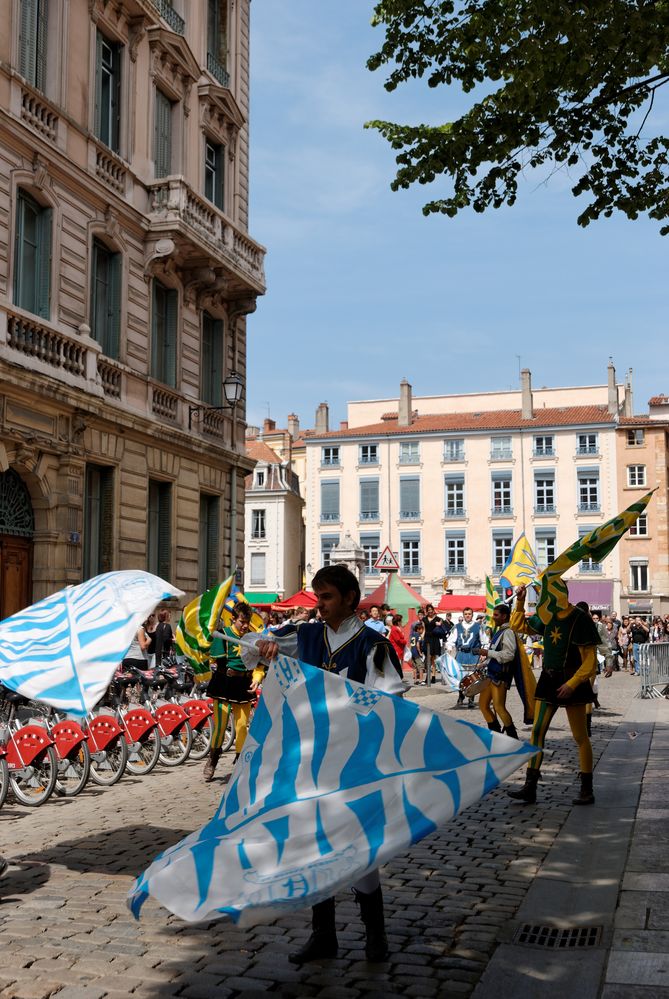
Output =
[
  {"x1": 245, "y1": 440, "x2": 280, "y2": 464},
  {"x1": 309, "y1": 405, "x2": 617, "y2": 440},
  {"x1": 649, "y1": 395, "x2": 669, "y2": 406}
]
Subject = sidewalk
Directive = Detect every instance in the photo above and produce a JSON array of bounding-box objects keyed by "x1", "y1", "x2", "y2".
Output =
[{"x1": 472, "y1": 689, "x2": 669, "y2": 999}]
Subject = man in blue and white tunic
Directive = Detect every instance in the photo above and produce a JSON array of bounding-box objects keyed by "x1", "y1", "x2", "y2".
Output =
[{"x1": 448, "y1": 607, "x2": 482, "y2": 704}]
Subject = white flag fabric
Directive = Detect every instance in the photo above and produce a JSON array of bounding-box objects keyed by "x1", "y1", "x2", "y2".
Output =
[
  {"x1": 0, "y1": 571, "x2": 183, "y2": 716},
  {"x1": 128, "y1": 653, "x2": 535, "y2": 925},
  {"x1": 437, "y1": 652, "x2": 464, "y2": 691}
]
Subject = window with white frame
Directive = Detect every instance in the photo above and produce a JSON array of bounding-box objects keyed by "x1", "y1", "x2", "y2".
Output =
[
  {"x1": 491, "y1": 436, "x2": 512, "y2": 460},
  {"x1": 491, "y1": 472, "x2": 512, "y2": 515},
  {"x1": 444, "y1": 474, "x2": 465, "y2": 517},
  {"x1": 320, "y1": 534, "x2": 339, "y2": 567},
  {"x1": 492, "y1": 532, "x2": 513, "y2": 572},
  {"x1": 578, "y1": 527, "x2": 601, "y2": 572},
  {"x1": 250, "y1": 552, "x2": 266, "y2": 586},
  {"x1": 444, "y1": 438, "x2": 465, "y2": 462},
  {"x1": 360, "y1": 533, "x2": 380, "y2": 574},
  {"x1": 399, "y1": 477, "x2": 420, "y2": 519},
  {"x1": 359, "y1": 479, "x2": 380, "y2": 521},
  {"x1": 534, "y1": 471, "x2": 556, "y2": 513},
  {"x1": 254, "y1": 469, "x2": 265, "y2": 488},
  {"x1": 535, "y1": 529, "x2": 556, "y2": 568},
  {"x1": 445, "y1": 531, "x2": 466, "y2": 574},
  {"x1": 321, "y1": 446, "x2": 340, "y2": 467},
  {"x1": 251, "y1": 509, "x2": 266, "y2": 540},
  {"x1": 627, "y1": 428, "x2": 645, "y2": 446},
  {"x1": 401, "y1": 534, "x2": 421, "y2": 575},
  {"x1": 533, "y1": 434, "x2": 555, "y2": 456},
  {"x1": 577, "y1": 432, "x2": 599, "y2": 455},
  {"x1": 399, "y1": 441, "x2": 420, "y2": 464},
  {"x1": 630, "y1": 560, "x2": 649, "y2": 592},
  {"x1": 359, "y1": 443, "x2": 379, "y2": 465},
  {"x1": 577, "y1": 470, "x2": 600, "y2": 511},
  {"x1": 629, "y1": 514, "x2": 648, "y2": 537},
  {"x1": 627, "y1": 464, "x2": 647, "y2": 487},
  {"x1": 320, "y1": 480, "x2": 340, "y2": 522}
]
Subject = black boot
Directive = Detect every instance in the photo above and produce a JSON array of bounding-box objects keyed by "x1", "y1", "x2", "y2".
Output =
[
  {"x1": 508, "y1": 768, "x2": 540, "y2": 804},
  {"x1": 504, "y1": 724, "x2": 519, "y2": 740},
  {"x1": 288, "y1": 898, "x2": 338, "y2": 964},
  {"x1": 203, "y1": 748, "x2": 221, "y2": 782},
  {"x1": 573, "y1": 771, "x2": 595, "y2": 806},
  {"x1": 354, "y1": 886, "x2": 389, "y2": 962},
  {"x1": 487, "y1": 719, "x2": 502, "y2": 733}
]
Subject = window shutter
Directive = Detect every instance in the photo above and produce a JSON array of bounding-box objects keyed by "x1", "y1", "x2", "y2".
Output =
[
  {"x1": 20, "y1": 0, "x2": 37, "y2": 84},
  {"x1": 13, "y1": 191, "x2": 26, "y2": 308},
  {"x1": 165, "y1": 288, "x2": 177, "y2": 387},
  {"x1": 154, "y1": 90, "x2": 172, "y2": 178},
  {"x1": 99, "y1": 468, "x2": 114, "y2": 573},
  {"x1": 217, "y1": 144, "x2": 225, "y2": 210},
  {"x1": 37, "y1": 204, "x2": 51, "y2": 319},
  {"x1": 207, "y1": 498, "x2": 220, "y2": 589},
  {"x1": 107, "y1": 250, "x2": 121, "y2": 359},
  {"x1": 35, "y1": 0, "x2": 48, "y2": 91},
  {"x1": 157, "y1": 485, "x2": 172, "y2": 581},
  {"x1": 151, "y1": 280, "x2": 160, "y2": 378},
  {"x1": 400, "y1": 478, "x2": 420, "y2": 516},
  {"x1": 94, "y1": 30, "x2": 103, "y2": 138},
  {"x1": 321, "y1": 481, "x2": 339, "y2": 519},
  {"x1": 111, "y1": 42, "x2": 121, "y2": 152},
  {"x1": 360, "y1": 479, "x2": 378, "y2": 515}
]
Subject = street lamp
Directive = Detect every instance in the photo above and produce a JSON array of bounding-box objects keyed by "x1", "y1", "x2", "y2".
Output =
[{"x1": 188, "y1": 371, "x2": 244, "y2": 429}]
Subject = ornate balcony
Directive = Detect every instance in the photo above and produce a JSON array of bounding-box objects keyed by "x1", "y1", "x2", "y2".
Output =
[
  {"x1": 0, "y1": 307, "x2": 103, "y2": 396},
  {"x1": 151, "y1": 0, "x2": 184, "y2": 34},
  {"x1": 207, "y1": 51, "x2": 230, "y2": 88}
]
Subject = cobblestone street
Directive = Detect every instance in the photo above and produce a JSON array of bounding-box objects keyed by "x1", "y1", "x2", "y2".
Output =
[{"x1": 0, "y1": 674, "x2": 640, "y2": 998}]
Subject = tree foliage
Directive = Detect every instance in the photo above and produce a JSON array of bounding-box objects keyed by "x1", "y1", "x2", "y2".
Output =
[{"x1": 366, "y1": 1, "x2": 669, "y2": 231}]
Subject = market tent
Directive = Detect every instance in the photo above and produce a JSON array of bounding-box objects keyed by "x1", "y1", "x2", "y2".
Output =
[
  {"x1": 272, "y1": 589, "x2": 318, "y2": 611},
  {"x1": 436, "y1": 594, "x2": 486, "y2": 613},
  {"x1": 359, "y1": 574, "x2": 427, "y2": 620}
]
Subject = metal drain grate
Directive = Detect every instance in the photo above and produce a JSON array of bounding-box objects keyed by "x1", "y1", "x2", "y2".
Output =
[{"x1": 514, "y1": 924, "x2": 602, "y2": 949}]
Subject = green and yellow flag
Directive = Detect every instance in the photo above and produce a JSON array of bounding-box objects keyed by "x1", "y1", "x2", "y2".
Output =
[
  {"x1": 485, "y1": 575, "x2": 496, "y2": 630},
  {"x1": 175, "y1": 574, "x2": 235, "y2": 680},
  {"x1": 223, "y1": 585, "x2": 265, "y2": 633},
  {"x1": 533, "y1": 490, "x2": 655, "y2": 627}
]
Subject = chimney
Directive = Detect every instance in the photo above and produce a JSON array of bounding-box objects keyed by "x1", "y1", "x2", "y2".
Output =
[
  {"x1": 607, "y1": 358, "x2": 619, "y2": 415},
  {"x1": 315, "y1": 402, "x2": 329, "y2": 434},
  {"x1": 520, "y1": 368, "x2": 533, "y2": 419},
  {"x1": 398, "y1": 378, "x2": 412, "y2": 427},
  {"x1": 623, "y1": 368, "x2": 634, "y2": 417},
  {"x1": 340, "y1": 420, "x2": 348, "y2": 431},
  {"x1": 287, "y1": 412, "x2": 300, "y2": 439},
  {"x1": 263, "y1": 417, "x2": 276, "y2": 434}
]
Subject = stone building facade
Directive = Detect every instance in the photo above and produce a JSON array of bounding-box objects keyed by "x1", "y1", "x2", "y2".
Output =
[{"x1": 0, "y1": 0, "x2": 265, "y2": 618}]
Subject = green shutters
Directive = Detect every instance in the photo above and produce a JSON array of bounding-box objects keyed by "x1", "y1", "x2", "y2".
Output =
[
  {"x1": 20, "y1": 0, "x2": 48, "y2": 91},
  {"x1": 83, "y1": 464, "x2": 114, "y2": 580},
  {"x1": 151, "y1": 279, "x2": 178, "y2": 386},
  {"x1": 154, "y1": 89, "x2": 173, "y2": 178},
  {"x1": 201, "y1": 312, "x2": 223, "y2": 404},
  {"x1": 148, "y1": 480, "x2": 172, "y2": 581},
  {"x1": 95, "y1": 31, "x2": 121, "y2": 152},
  {"x1": 204, "y1": 140, "x2": 225, "y2": 210},
  {"x1": 14, "y1": 189, "x2": 51, "y2": 319},
  {"x1": 91, "y1": 239, "x2": 121, "y2": 358},
  {"x1": 207, "y1": 0, "x2": 228, "y2": 63},
  {"x1": 199, "y1": 494, "x2": 220, "y2": 591}
]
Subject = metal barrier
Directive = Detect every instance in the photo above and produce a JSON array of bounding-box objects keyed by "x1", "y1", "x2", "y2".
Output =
[{"x1": 638, "y1": 643, "x2": 669, "y2": 698}]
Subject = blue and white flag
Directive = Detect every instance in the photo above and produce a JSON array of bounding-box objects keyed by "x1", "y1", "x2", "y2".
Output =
[
  {"x1": 436, "y1": 652, "x2": 464, "y2": 691},
  {"x1": 0, "y1": 571, "x2": 183, "y2": 716},
  {"x1": 129, "y1": 653, "x2": 535, "y2": 925}
]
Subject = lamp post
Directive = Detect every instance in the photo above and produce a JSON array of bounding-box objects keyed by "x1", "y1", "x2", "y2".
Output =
[{"x1": 188, "y1": 371, "x2": 244, "y2": 429}]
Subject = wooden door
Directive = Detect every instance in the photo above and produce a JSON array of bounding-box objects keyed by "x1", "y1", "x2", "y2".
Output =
[{"x1": 0, "y1": 537, "x2": 33, "y2": 620}]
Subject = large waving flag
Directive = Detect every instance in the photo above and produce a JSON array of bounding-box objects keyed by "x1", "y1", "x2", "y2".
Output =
[
  {"x1": 485, "y1": 575, "x2": 496, "y2": 629},
  {"x1": 534, "y1": 490, "x2": 655, "y2": 626},
  {"x1": 499, "y1": 534, "x2": 539, "y2": 590},
  {"x1": 0, "y1": 571, "x2": 183, "y2": 716},
  {"x1": 224, "y1": 585, "x2": 265, "y2": 633},
  {"x1": 129, "y1": 653, "x2": 535, "y2": 925},
  {"x1": 175, "y1": 575, "x2": 235, "y2": 680},
  {"x1": 436, "y1": 652, "x2": 464, "y2": 692}
]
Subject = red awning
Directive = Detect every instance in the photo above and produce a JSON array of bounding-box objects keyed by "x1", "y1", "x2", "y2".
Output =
[
  {"x1": 272, "y1": 589, "x2": 318, "y2": 611},
  {"x1": 436, "y1": 594, "x2": 487, "y2": 613}
]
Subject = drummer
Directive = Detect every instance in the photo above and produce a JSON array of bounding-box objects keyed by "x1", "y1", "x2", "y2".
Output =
[
  {"x1": 476, "y1": 603, "x2": 520, "y2": 739},
  {"x1": 448, "y1": 607, "x2": 482, "y2": 706}
]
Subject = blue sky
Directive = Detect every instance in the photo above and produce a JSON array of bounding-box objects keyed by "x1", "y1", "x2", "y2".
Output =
[{"x1": 246, "y1": 1, "x2": 668, "y2": 431}]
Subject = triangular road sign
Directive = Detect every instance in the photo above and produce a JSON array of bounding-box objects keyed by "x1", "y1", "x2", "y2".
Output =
[{"x1": 373, "y1": 546, "x2": 400, "y2": 571}]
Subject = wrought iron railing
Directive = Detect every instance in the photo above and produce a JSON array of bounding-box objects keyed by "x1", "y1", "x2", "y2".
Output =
[
  {"x1": 207, "y1": 51, "x2": 230, "y2": 87},
  {"x1": 152, "y1": 0, "x2": 184, "y2": 35}
]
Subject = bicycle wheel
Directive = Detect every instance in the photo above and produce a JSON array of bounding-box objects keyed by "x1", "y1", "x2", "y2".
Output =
[
  {"x1": 54, "y1": 741, "x2": 91, "y2": 797},
  {"x1": 0, "y1": 758, "x2": 8, "y2": 810},
  {"x1": 10, "y1": 745, "x2": 58, "y2": 806},
  {"x1": 89, "y1": 735, "x2": 128, "y2": 786},
  {"x1": 188, "y1": 716, "x2": 212, "y2": 761},
  {"x1": 126, "y1": 730, "x2": 161, "y2": 776},
  {"x1": 158, "y1": 721, "x2": 193, "y2": 767}
]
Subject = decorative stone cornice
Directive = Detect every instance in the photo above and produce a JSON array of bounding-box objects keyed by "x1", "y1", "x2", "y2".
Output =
[
  {"x1": 198, "y1": 82, "x2": 245, "y2": 146},
  {"x1": 148, "y1": 25, "x2": 201, "y2": 110}
]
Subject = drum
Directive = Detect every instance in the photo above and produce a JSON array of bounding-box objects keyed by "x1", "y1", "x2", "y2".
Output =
[{"x1": 459, "y1": 667, "x2": 490, "y2": 698}]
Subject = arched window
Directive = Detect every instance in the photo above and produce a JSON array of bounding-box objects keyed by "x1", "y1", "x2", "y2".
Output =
[{"x1": 0, "y1": 470, "x2": 35, "y2": 539}]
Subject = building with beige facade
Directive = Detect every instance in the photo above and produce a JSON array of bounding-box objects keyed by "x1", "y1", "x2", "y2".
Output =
[
  {"x1": 304, "y1": 365, "x2": 639, "y2": 610},
  {"x1": 0, "y1": 0, "x2": 265, "y2": 619}
]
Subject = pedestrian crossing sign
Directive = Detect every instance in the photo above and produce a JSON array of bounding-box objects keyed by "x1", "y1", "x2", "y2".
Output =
[{"x1": 373, "y1": 546, "x2": 400, "y2": 571}]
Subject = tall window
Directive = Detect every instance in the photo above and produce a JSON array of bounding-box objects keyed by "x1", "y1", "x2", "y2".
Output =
[
  {"x1": 493, "y1": 532, "x2": 513, "y2": 572},
  {"x1": 401, "y1": 534, "x2": 420, "y2": 575},
  {"x1": 204, "y1": 139, "x2": 225, "y2": 210},
  {"x1": 199, "y1": 494, "x2": 219, "y2": 591},
  {"x1": 399, "y1": 441, "x2": 420, "y2": 464},
  {"x1": 250, "y1": 552, "x2": 266, "y2": 587},
  {"x1": 83, "y1": 464, "x2": 114, "y2": 579},
  {"x1": 491, "y1": 436, "x2": 512, "y2": 460},
  {"x1": 630, "y1": 560, "x2": 649, "y2": 592},
  {"x1": 91, "y1": 239, "x2": 121, "y2": 358},
  {"x1": 627, "y1": 429, "x2": 645, "y2": 446},
  {"x1": 533, "y1": 434, "x2": 554, "y2": 456},
  {"x1": 491, "y1": 473, "x2": 512, "y2": 515},
  {"x1": 360, "y1": 533, "x2": 380, "y2": 574},
  {"x1": 577, "y1": 432, "x2": 598, "y2": 455},
  {"x1": 147, "y1": 480, "x2": 172, "y2": 581},
  {"x1": 399, "y1": 477, "x2": 420, "y2": 519},
  {"x1": 207, "y1": 0, "x2": 229, "y2": 84},
  {"x1": 151, "y1": 279, "x2": 177, "y2": 386},
  {"x1": 579, "y1": 527, "x2": 601, "y2": 572},
  {"x1": 359, "y1": 443, "x2": 379, "y2": 465},
  {"x1": 251, "y1": 509, "x2": 266, "y2": 539},
  {"x1": 320, "y1": 534, "x2": 339, "y2": 567},
  {"x1": 19, "y1": 0, "x2": 49, "y2": 91},
  {"x1": 535, "y1": 530, "x2": 556, "y2": 568},
  {"x1": 577, "y1": 471, "x2": 600, "y2": 511},
  {"x1": 320, "y1": 480, "x2": 340, "y2": 522},
  {"x1": 321, "y1": 446, "x2": 340, "y2": 467},
  {"x1": 534, "y1": 472, "x2": 555, "y2": 513},
  {"x1": 627, "y1": 465, "x2": 647, "y2": 487},
  {"x1": 14, "y1": 189, "x2": 51, "y2": 319},
  {"x1": 154, "y1": 89, "x2": 173, "y2": 178},
  {"x1": 629, "y1": 514, "x2": 648, "y2": 537},
  {"x1": 359, "y1": 479, "x2": 379, "y2": 521},
  {"x1": 201, "y1": 312, "x2": 223, "y2": 404},
  {"x1": 95, "y1": 31, "x2": 121, "y2": 152},
  {"x1": 444, "y1": 438, "x2": 465, "y2": 462},
  {"x1": 445, "y1": 532, "x2": 466, "y2": 575},
  {"x1": 444, "y1": 474, "x2": 465, "y2": 517}
]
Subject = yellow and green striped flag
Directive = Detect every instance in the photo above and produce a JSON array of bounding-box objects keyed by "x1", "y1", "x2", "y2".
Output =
[
  {"x1": 223, "y1": 585, "x2": 265, "y2": 633},
  {"x1": 534, "y1": 490, "x2": 655, "y2": 626},
  {"x1": 175, "y1": 575, "x2": 235, "y2": 680},
  {"x1": 485, "y1": 575, "x2": 496, "y2": 630}
]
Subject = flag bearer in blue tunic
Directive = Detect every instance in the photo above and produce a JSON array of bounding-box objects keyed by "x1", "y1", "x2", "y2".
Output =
[{"x1": 257, "y1": 564, "x2": 403, "y2": 964}]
